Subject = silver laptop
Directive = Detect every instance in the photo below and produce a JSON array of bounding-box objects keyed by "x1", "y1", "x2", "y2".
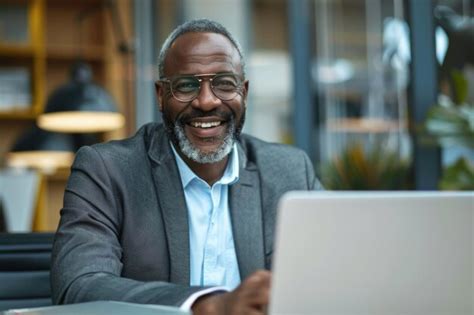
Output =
[{"x1": 270, "y1": 191, "x2": 474, "y2": 315}]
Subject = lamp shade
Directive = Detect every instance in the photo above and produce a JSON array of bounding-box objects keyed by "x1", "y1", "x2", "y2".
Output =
[
  {"x1": 7, "y1": 126, "x2": 95, "y2": 172},
  {"x1": 37, "y1": 62, "x2": 125, "y2": 133}
]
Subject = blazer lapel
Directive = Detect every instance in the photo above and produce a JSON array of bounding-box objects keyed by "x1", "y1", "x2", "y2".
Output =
[
  {"x1": 148, "y1": 127, "x2": 190, "y2": 285},
  {"x1": 229, "y1": 144, "x2": 265, "y2": 279},
  {"x1": 147, "y1": 127, "x2": 266, "y2": 283}
]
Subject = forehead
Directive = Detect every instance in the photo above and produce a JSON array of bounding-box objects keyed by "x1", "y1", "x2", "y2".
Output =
[{"x1": 164, "y1": 32, "x2": 242, "y2": 76}]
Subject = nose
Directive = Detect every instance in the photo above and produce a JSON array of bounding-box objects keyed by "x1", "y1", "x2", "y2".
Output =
[{"x1": 191, "y1": 80, "x2": 221, "y2": 111}]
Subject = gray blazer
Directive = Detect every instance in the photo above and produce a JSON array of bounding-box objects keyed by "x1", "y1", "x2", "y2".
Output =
[{"x1": 51, "y1": 123, "x2": 321, "y2": 306}]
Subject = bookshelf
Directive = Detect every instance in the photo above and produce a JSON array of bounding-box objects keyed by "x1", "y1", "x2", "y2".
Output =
[{"x1": 0, "y1": 0, "x2": 132, "y2": 231}]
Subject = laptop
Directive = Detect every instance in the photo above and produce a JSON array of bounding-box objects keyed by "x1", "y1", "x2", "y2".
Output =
[{"x1": 269, "y1": 191, "x2": 473, "y2": 315}]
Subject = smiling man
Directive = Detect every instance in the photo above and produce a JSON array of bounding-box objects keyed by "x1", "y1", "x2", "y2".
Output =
[
  {"x1": 51, "y1": 19, "x2": 322, "y2": 315},
  {"x1": 157, "y1": 31, "x2": 247, "y2": 185}
]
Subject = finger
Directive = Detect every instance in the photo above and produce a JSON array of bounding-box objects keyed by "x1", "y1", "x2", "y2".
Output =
[
  {"x1": 234, "y1": 306, "x2": 266, "y2": 315},
  {"x1": 246, "y1": 284, "x2": 270, "y2": 306},
  {"x1": 240, "y1": 270, "x2": 271, "y2": 297},
  {"x1": 237, "y1": 271, "x2": 271, "y2": 308},
  {"x1": 242, "y1": 270, "x2": 271, "y2": 289}
]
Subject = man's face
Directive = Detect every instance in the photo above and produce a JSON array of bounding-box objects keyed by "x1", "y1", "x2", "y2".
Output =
[{"x1": 156, "y1": 32, "x2": 248, "y2": 164}]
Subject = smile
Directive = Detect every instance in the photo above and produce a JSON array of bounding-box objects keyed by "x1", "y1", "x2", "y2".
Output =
[{"x1": 188, "y1": 121, "x2": 223, "y2": 129}]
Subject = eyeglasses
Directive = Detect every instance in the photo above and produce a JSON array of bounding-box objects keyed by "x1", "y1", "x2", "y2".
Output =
[{"x1": 159, "y1": 73, "x2": 244, "y2": 102}]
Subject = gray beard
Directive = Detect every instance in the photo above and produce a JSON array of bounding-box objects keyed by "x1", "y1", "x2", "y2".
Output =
[{"x1": 173, "y1": 120, "x2": 236, "y2": 164}]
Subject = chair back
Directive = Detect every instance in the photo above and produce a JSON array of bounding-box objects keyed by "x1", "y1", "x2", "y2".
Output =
[{"x1": 0, "y1": 233, "x2": 54, "y2": 311}]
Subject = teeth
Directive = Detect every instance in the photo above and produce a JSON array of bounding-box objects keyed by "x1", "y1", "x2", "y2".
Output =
[{"x1": 190, "y1": 121, "x2": 221, "y2": 128}]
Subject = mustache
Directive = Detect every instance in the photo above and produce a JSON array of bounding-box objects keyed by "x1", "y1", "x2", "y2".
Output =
[{"x1": 177, "y1": 108, "x2": 234, "y2": 124}]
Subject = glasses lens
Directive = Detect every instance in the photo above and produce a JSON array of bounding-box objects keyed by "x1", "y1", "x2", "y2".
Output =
[
  {"x1": 171, "y1": 77, "x2": 200, "y2": 101},
  {"x1": 211, "y1": 74, "x2": 241, "y2": 100}
]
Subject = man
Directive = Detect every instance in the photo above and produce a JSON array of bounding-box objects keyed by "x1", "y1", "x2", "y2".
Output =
[{"x1": 51, "y1": 19, "x2": 322, "y2": 314}]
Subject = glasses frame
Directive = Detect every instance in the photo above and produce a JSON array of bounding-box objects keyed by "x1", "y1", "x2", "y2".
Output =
[{"x1": 159, "y1": 72, "x2": 245, "y2": 103}]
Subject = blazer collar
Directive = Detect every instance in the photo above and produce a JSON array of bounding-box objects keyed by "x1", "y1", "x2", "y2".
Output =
[
  {"x1": 230, "y1": 141, "x2": 266, "y2": 278},
  {"x1": 147, "y1": 124, "x2": 174, "y2": 166},
  {"x1": 148, "y1": 126, "x2": 190, "y2": 285}
]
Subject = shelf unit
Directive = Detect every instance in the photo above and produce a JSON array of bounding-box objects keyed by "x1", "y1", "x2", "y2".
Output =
[
  {"x1": 0, "y1": 0, "x2": 132, "y2": 231},
  {"x1": 0, "y1": 0, "x2": 44, "y2": 119}
]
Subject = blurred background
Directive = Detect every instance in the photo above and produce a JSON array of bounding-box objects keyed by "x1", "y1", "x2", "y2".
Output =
[{"x1": 0, "y1": 0, "x2": 472, "y2": 233}]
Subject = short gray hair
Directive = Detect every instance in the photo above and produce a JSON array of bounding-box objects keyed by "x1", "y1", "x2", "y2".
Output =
[{"x1": 158, "y1": 19, "x2": 245, "y2": 79}]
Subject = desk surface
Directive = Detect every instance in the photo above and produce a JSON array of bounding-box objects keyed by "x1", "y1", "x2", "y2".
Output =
[{"x1": 2, "y1": 301, "x2": 189, "y2": 315}]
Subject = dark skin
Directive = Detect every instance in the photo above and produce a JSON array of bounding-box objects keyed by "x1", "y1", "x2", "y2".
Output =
[
  {"x1": 192, "y1": 270, "x2": 271, "y2": 315},
  {"x1": 156, "y1": 32, "x2": 248, "y2": 185},
  {"x1": 155, "y1": 32, "x2": 271, "y2": 314}
]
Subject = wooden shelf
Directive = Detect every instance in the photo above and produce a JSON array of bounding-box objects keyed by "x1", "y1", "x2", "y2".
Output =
[
  {"x1": 0, "y1": 0, "x2": 29, "y2": 4},
  {"x1": 46, "y1": 0, "x2": 103, "y2": 4},
  {"x1": 0, "y1": 0, "x2": 132, "y2": 232},
  {"x1": 0, "y1": 109, "x2": 37, "y2": 120},
  {"x1": 47, "y1": 45, "x2": 105, "y2": 61},
  {"x1": 45, "y1": 167, "x2": 71, "y2": 181},
  {"x1": 0, "y1": 44, "x2": 35, "y2": 57}
]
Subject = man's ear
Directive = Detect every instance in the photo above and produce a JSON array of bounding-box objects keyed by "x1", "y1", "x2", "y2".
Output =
[
  {"x1": 155, "y1": 81, "x2": 164, "y2": 112},
  {"x1": 242, "y1": 80, "x2": 249, "y2": 101}
]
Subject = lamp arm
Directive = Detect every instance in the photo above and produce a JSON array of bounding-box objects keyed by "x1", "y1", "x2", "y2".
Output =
[
  {"x1": 105, "y1": 0, "x2": 134, "y2": 55},
  {"x1": 76, "y1": 0, "x2": 134, "y2": 56}
]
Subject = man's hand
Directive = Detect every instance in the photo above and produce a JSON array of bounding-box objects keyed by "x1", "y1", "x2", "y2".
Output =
[{"x1": 192, "y1": 270, "x2": 271, "y2": 315}]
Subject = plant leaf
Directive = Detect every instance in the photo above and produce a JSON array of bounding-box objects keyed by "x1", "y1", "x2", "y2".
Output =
[{"x1": 439, "y1": 157, "x2": 474, "y2": 190}]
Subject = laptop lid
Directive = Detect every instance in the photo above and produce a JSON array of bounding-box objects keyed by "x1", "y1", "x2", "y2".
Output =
[{"x1": 270, "y1": 191, "x2": 473, "y2": 315}]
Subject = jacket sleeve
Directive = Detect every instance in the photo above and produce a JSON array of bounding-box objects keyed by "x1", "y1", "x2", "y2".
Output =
[
  {"x1": 301, "y1": 150, "x2": 324, "y2": 190},
  {"x1": 50, "y1": 146, "x2": 203, "y2": 307}
]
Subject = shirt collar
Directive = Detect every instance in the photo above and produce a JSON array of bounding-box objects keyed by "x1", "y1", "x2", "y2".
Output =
[{"x1": 171, "y1": 142, "x2": 240, "y2": 188}]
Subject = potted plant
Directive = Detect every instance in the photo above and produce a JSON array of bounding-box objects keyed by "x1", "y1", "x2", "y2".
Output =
[{"x1": 321, "y1": 142, "x2": 411, "y2": 190}]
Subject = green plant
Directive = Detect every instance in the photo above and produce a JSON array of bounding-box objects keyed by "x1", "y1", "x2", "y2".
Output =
[
  {"x1": 439, "y1": 157, "x2": 474, "y2": 190},
  {"x1": 423, "y1": 97, "x2": 474, "y2": 149},
  {"x1": 321, "y1": 143, "x2": 411, "y2": 190},
  {"x1": 422, "y1": 70, "x2": 474, "y2": 190}
]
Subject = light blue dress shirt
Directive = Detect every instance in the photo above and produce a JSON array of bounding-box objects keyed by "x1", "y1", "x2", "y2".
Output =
[{"x1": 171, "y1": 143, "x2": 241, "y2": 290}]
